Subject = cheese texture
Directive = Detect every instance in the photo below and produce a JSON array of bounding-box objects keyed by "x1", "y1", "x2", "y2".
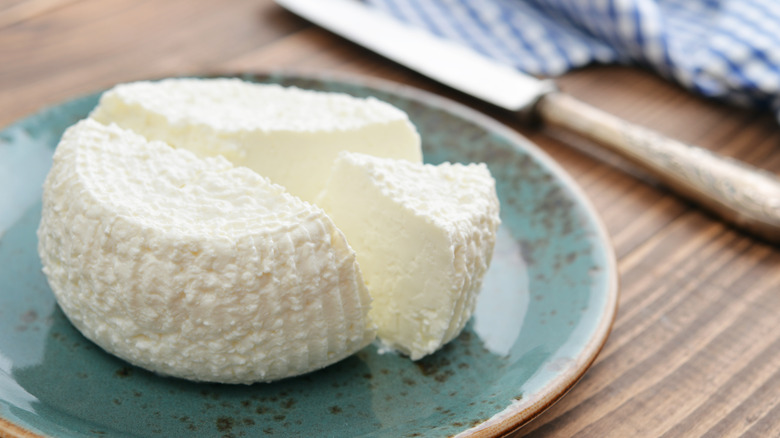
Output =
[
  {"x1": 89, "y1": 78, "x2": 422, "y2": 202},
  {"x1": 317, "y1": 152, "x2": 500, "y2": 360},
  {"x1": 37, "y1": 119, "x2": 376, "y2": 384}
]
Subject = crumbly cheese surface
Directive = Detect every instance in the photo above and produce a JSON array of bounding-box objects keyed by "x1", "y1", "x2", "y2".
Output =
[
  {"x1": 317, "y1": 152, "x2": 500, "y2": 360},
  {"x1": 37, "y1": 119, "x2": 376, "y2": 384},
  {"x1": 89, "y1": 78, "x2": 422, "y2": 202}
]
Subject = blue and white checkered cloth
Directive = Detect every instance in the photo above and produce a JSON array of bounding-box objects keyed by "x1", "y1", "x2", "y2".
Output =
[{"x1": 366, "y1": 0, "x2": 780, "y2": 120}]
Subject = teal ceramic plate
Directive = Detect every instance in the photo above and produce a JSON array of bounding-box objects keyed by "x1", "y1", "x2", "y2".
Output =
[{"x1": 0, "y1": 73, "x2": 617, "y2": 438}]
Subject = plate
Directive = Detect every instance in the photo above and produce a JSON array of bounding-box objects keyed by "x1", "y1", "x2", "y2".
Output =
[{"x1": 0, "y1": 73, "x2": 617, "y2": 437}]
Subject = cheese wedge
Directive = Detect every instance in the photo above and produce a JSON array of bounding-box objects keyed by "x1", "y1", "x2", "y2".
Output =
[
  {"x1": 89, "y1": 78, "x2": 422, "y2": 202},
  {"x1": 317, "y1": 152, "x2": 501, "y2": 360},
  {"x1": 37, "y1": 119, "x2": 376, "y2": 384}
]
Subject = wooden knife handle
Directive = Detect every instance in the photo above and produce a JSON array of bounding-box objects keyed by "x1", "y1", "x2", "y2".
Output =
[{"x1": 536, "y1": 92, "x2": 780, "y2": 243}]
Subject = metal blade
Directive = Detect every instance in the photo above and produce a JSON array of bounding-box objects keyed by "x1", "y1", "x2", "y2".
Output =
[{"x1": 276, "y1": 0, "x2": 555, "y2": 112}]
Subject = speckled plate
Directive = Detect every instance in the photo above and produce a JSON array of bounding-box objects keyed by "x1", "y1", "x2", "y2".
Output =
[{"x1": 0, "y1": 73, "x2": 617, "y2": 438}]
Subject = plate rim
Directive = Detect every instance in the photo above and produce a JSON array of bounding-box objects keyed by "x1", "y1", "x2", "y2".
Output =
[{"x1": 0, "y1": 70, "x2": 619, "y2": 438}]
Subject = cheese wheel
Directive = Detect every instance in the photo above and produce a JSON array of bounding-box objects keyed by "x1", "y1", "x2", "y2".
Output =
[{"x1": 37, "y1": 119, "x2": 376, "y2": 384}]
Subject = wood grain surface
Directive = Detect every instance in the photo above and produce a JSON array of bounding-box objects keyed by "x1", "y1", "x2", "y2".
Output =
[{"x1": 2, "y1": 1, "x2": 780, "y2": 437}]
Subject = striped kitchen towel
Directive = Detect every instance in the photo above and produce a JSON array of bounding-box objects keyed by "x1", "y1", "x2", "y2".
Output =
[{"x1": 366, "y1": 0, "x2": 780, "y2": 120}]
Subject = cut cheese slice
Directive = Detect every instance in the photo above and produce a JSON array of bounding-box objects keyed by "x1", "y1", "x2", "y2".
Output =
[
  {"x1": 317, "y1": 152, "x2": 501, "y2": 360},
  {"x1": 37, "y1": 119, "x2": 376, "y2": 384},
  {"x1": 89, "y1": 78, "x2": 422, "y2": 202}
]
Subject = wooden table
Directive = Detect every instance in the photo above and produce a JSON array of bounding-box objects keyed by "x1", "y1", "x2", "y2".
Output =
[{"x1": 2, "y1": 1, "x2": 779, "y2": 436}]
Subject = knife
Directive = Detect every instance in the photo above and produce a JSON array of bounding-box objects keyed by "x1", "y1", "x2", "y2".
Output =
[{"x1": 276, "y1": 0, "x2": 780, "y2": 243}]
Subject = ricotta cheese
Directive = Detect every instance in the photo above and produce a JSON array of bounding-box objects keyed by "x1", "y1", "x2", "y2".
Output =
[
  {"x1": 89, "y1": 78, "x2": 422, "y2": 202},
  {"x1": 317, "y1": 152, "x2": 501, "y2": 360},
  {"x1": 37, "y1": 119, "x2": 376, "y2": 384}
]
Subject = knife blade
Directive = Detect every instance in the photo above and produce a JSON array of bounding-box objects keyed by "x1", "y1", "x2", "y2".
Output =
[
  {"x1": 278, "y1": 0, "x2": 554, "y2": 112},
  {"x1": 276, "y1": 0, "x2": 780, "y2": 243}
]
